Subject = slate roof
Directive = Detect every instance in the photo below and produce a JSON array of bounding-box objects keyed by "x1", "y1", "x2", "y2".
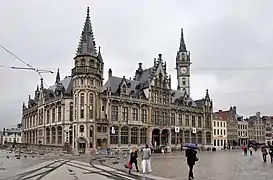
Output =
[
  {"x1": 48, "y1": 76, "x2": 73, "y2": 95},
  {"x1": 103, "y1": 66, "x2": 199, "y2": 107}
]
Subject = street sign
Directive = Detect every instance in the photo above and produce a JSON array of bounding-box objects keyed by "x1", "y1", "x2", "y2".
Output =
[{"x1": 175, "y1": 127, "x2": 180, "y2": 133}]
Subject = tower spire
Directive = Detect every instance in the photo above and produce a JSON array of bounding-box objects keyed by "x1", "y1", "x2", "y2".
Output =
[
  {"x1": 76, "y1": 7, "x2": 97, "y2": 56},
  {"x1": 55, "y1": 68, "x2": 60, "y2": 84},
  {"x1": 179, "y1": 28, "x2": 187, "y2": 52}
]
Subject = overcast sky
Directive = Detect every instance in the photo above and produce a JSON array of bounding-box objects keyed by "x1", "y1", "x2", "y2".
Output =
[{"x1": 1, "y1": 0, "x2": 273, "y2": 128}]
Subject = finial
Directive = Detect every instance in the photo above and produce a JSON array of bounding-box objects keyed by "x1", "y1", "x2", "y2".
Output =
[
  {"x1": 87, "y1": 7, "x2": 90, "y2": 18},
  {"x1": 40, "y1": 78, "x2": 44, "y2": 89},
  {"x1": 99, "y1": 46, "x2": 101, "y2": 52}
]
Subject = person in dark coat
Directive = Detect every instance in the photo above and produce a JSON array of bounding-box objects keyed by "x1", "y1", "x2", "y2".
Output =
[
  {"x1": 185, "y1": 148, "x2": 198, "y2": 180},
  {"x1": 129, "y1": 148, "x2": 139, "y2": 174}
]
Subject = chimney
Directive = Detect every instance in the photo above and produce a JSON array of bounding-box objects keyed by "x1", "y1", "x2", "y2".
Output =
[
  {"x1": 158, "y1": 54, "x2": 162, "y2": 60},
  {"x1": 138, "y1": 63, "x2": 142, "y2": 70},
  {"x1": 108, "y1": 69, "x2": 112, "y2": 79}
]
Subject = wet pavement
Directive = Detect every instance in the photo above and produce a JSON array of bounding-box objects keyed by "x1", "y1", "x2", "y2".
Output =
[
  {"x1": 103, "y1": 150, "x2": 273, "y2": 180},
  {"x1": 1, "y1": 149, "x2": 273, "y2": 179}
]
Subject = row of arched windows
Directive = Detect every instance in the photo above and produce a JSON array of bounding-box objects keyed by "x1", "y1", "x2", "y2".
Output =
[{"x1": 110, "y1": 127, "x2": 147, "y2": 145}]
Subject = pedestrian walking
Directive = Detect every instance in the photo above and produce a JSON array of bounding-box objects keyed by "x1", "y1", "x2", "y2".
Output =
[
  {"x1": 142, "y1": 144, "x2": 152, "y2": 174},
  {"x1": 261, "y1": 147, "x2": 268, "y2": 163},
  {"x1": 128, "y1": 147, "x2": 139, "y2": 174},
  {"x1": 249, "y1": 147, "x2": 253, "y2": 155},
  {"x1": 242, "y1": 146, "x2": 247, "y2": 156},
  {"x1": 185, "y1": 147, "x2": 198, "y2": 180}
]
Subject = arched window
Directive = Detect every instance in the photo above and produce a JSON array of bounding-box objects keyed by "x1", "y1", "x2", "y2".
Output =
[
  {"x1": 110, "y1": 126, "x2": 119, "y2": 144},
  {"x1": 131, "y1": 127, "x2": 138, "y2": 145},
  {"x1": 184, "y1": 130, "x2": 190, "y2": 143},
  {"x1": 80, "y1": 59, "x2": 85, "y2": 66},
  {"x1": 197, "y1": 131, "x2": 202, "y2": 144},
  {"x1": 206, "y1": 132, "x2": 212, "y2": 145},
  {"x1": 140, "y1": 128, "x2": 147, "y2": 145},
  {"x1": 51, "y1": 127, "x2": 56, "y2": 144},
  {"x1": 191, "y1": 132, "x2": 196, "y2": 143},
  {"x1": 80, "y1": 93, "x2": 85, "y2": 118},
  {"x1": 89, "y1": 93, "x2": 94, "y2": 119},
  {"x1": 46, "y1": 128, "x2": 50, "y2": 144},
  {"x1": 121, "y1": 126, "x2": 129, "y2": 144},
  {"x1": 57, "y1": 126, "x2": 62, "y2": 144},
  {"x1": 79, "y1": 125, "x2": 84, "y2": 133}
]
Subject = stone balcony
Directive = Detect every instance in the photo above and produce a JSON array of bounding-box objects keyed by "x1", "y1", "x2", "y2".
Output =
[{"x1": 71, "y1": 66, "x2": 101, "y2": 76}]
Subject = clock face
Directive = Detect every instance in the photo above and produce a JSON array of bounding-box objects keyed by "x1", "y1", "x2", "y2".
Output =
[{"x1": 180, "y1": 67, "x2": 187, "y2": 74}]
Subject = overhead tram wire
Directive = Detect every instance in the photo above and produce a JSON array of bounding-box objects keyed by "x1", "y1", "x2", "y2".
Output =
[{"x1": 0, "y1": 44, "x2": 53, "y2": 87}]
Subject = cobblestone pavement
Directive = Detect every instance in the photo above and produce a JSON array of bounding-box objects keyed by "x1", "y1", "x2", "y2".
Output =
[{"x1": 103, "y1": 150, "x2": 273, "y2": 180}]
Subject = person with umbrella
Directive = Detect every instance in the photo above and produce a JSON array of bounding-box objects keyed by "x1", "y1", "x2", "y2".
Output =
[{"x1": 184, "y1": 143, "x2": 198, "y2": 180}]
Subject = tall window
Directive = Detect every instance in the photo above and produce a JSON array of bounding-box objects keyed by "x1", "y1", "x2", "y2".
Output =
[
  {"x1": 80, "y1": 58, "x2": 86, "y2": 66},
  {"x1": 131, "y1": 127, "x2": 138, "y2": 144},
  {"x1": 57, "y1": 127, "x2": 62, "y2": 144},
  {"x1": 121, "y1": 126, "x2": 129, "y2": 144},
  {"x1": 170, "y1": 113, "x2": 175, "y2": 126},
  {"x1": 162, "y1": 94, "x2": 166, "y2": 105},
  {"x1": 178, "y1": 114, "x2": 182, "y2": 126},
  {"x1": 162, "y1": 112, "x2": 167, "y2": 125},
  {"x1": 122, "y1": 107, "x2": 128, "y2": 122},
  {"x1": 140, "y1": 128, "x2": 147, "y2": 145},
  {"x1": 111, "y1": 105, "x2": 118, "y2": 121},
  {"x1": 79, "y1": 125, "x2": 84, "y2": 133},
  {"x1": 198, "y1": 116, "x2": 202, "y2": 127},
  {"x1": 185, "y1": 115, "x2": 189, "y2": 126},
  {"x1": 141, "y1": 109, "x2": 147, "y2": 123},
  {"x1": 69, "y1": 102, "x2": 73, "y2": 121},
  {"x1": 154, "y1": 93, "x2": 158, "y2": 103},
  {"x1": 89, "y1": 93, "x2": 93, "y2": 119},
  {"x1": 132, "y1": 108, "x2": 138, "y2": 121},
  {"x1": 46, "y1": 109, "x2": 50, "y2": 124},
  {"x1": 182, "y1": 78, "x2": 186, "y2": 85},
  {"x1": 192, "y1": 116, "x2": 196, "y2": 127},
  {"x1": 80, "y1": 93, "x2": 85, "y2": 118},
  {"x1": 52, "y1": 108, "x2": 55, "y2": 122},
  {"x1": 57, "y1": 107, "x2": 61, "y2": 122},
  {"x1": 110, "y1": 126, "x2": 118, "y2": 144}
]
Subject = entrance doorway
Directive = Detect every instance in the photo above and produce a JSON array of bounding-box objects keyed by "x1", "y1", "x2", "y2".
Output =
[
  {"x1": 161, "y1": 129, "x2": 169, "y2": 145},
  {"x1": 78, "y1": 137, "x2": 86, "y2": 154},
  {"x1": 152, "y1": 129, "x2": 160, "y2": 147}
]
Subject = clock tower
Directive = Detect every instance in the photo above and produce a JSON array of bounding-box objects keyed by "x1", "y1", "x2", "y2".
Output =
[{"x1": 176, "y1": 28, "x2": 191, "y2": 96}]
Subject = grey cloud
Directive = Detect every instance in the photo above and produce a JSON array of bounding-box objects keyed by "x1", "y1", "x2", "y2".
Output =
[{"x1": 1, "y1": 0, "x2": 273, "y2": 128}]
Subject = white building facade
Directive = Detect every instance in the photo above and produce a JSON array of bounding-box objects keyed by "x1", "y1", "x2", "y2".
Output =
[
  {"x1": 212, "y1": 114, "x2": 227, "y2": 150},
  {"x1": 237, "y1": 120, "x2": 248, "y2": 146},
  {"x1": 2, "y1": 128, "x2": 22, "y2": 145}
]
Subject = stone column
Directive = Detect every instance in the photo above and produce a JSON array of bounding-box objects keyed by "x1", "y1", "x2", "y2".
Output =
[
  {"x1": 159, "y1": 131, "x2": 162, "y2": 146},
  {"x1": 118, "y1": 126, "x2": 121, "y2": 147},
  {"x1": 138, "y1": 129, "x2": 141, "y2": 146},
  {"x1": 128, "y1": 127, "x2": 131, "y2": 147}
]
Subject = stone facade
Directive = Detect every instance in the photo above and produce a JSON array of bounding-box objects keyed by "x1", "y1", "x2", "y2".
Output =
[
  {"x1": 212, "y1": 114, "x2": 227, "y2": 150},
  {"x1": 246, "y1": 112, "x2": 265, "y2": 144},
  {"x1": 21, "y1": 7, "x2": 213, "y2": 154}
]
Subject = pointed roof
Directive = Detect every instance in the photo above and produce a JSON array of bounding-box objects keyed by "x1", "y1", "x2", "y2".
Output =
[
  {"x1": 179, "y1": 28, "x2": 187, "y2": 52},
  {"x1": 97, "y1": 46, "x2": 103, "y2": 62},
  {"x1": 55, "y1": 68, "x2": 60, "y2": 84},
  {"x1": 76, "y1": 7, "x2": 97, "y2": 57}
]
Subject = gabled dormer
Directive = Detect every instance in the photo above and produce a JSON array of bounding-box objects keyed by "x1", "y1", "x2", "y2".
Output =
[{"x1": 150, "y1": 54, "x2": 170, "y2": 90}]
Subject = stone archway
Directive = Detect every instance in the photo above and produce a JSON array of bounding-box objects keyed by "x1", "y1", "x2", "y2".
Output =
[
  {"x1": 161, "y1": 129, "x2": 169, "y2": 145},
  {"x1": 152, "y1": 129, "x2": 160, "y2": 147}
]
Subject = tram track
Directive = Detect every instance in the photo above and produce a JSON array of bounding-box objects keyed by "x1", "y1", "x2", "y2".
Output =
[
  {"x1": 67, "y1": 161, "x2": 137, "y2": 180},
  {"x1": 1, "y1": 160, "x2": 68, "y2": 180}
]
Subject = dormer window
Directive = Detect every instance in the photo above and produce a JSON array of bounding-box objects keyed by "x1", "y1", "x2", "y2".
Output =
[
  {"x1": 182, "y1": 53, "x2": 186, "y2": 60},
  {"x1": 182, "y1": 78, "x2": 186, "y2": 85},
  {"x1": 122, "y1": 84, "x2": 126, "y2": 93}
]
